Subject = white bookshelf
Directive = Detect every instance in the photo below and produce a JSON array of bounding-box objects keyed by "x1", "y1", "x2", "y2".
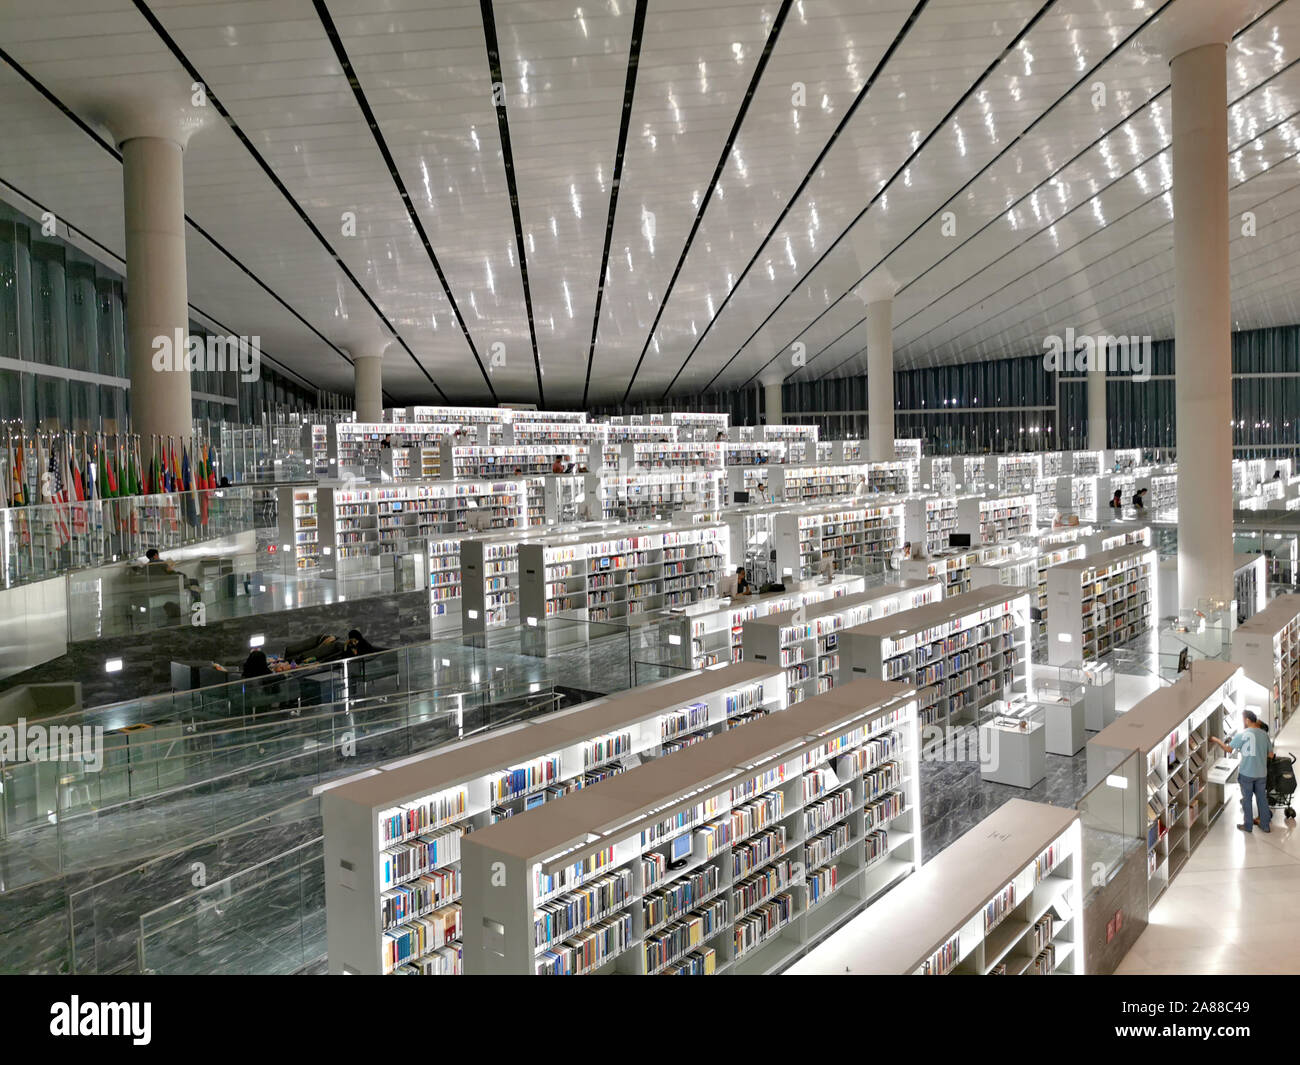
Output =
[
  {"x1": 722, "y1": 440, "x2": 787, "y2": 467},
  {"x1": 1041, "y1": 452, "x2": 1064, "y2": 477},
  {"x1": 902, "y1": 495, "x2": 963, "y2": 553},
  {"x1": 894, "y1": 438, "x2": 923, "y2": 466},
  {"x1": 865, "y1": 460, "x2": 913, "y2": 494},
  {"x1": 840, "y1": 586, "x2": 1032, "y2": 734},
  {"x1": 619, "y1": 441, "x2": 724, "y2": 472},
  {"x1": 1230, "y1": 594, "x2": 1300, "y2": 733},
  {"x1": 763, "y1": 424, "x2": 819, "y2": 463},
  {"x1": 335, "y1": 421, "x2": 460, "y2": 473},
  {"x1": 743, "y1": 581, "x2": 944, "y2": 704},
  {"x1": 428, "y1": 536, "x2": 463, "y2": 632},
  {"x1": 459, "y1": 677, "x2": 922, "y2": 975},
  {"x1": 588, "y1": 470, "x2": 725, "y2": 521},
  {"x1": 988, "y1": 454, "x2": 1043, "y2": 495},
  {"x1": 440, "y1": 440, "x2": 596, "y2": 481},
  {"x1": 278, "y1": 486, "x2": 325, "y2": 572},
  {"x1": 657, "y1": 576, "x2": 869, "y2": 670},
  {"x1": 771, "y1": 502, "x2": 904, "y2": 580},
  {"x1": 608, "y1": 422, "x2": 679, "y2": 444},
  {"x1": 282, "y1": 481, "x2": 531, "y2": 580},
  {"x1": 1034, "y1": 476, "x2": 1058, "y2": 525},
  {"x1": 957, "y1": 494, "x2": 1037, "y2": 544},
  {"x1": 460, "y1": 536, "x2": 532, "y2": 640},
  {"x1": 1045, "y1": 543, "x2": 1157, "y2": 665},
  {"x1": 1073, "y1": 451, "x2": 1103, "y2": 476},
  {"x1": 407, "y1": 405, "x2": 509, "y2": 428},
  {"x1": 382, "y1": 445, "x2": 442, "y2": 481},
  {"x1": 766, "y1": 463, "x2": 863, "y2": 503},
  {"x1": 1061, "y1": 475, "x2": 1098, "y2": 522},
  {"x1": 1110, "y1": 448, "x2": 1142, "y2": 473},
  {"x1": 671, "y1": 411, "x2": 730, "y2": 432},
  {"x1": 517, "y1": 525, "x2": 728, "y2": 653},
  {"x1": 787, "y1": 798, "x2": 1082, "y2": 975},
  {"x1": 900, "y1": 547, "x2": 983, "y2": 597},
  {"x1": 919, "y1": 456, "x2": 955, "y2": 494},
  {"x1": 1087, "y1": 662, "x2": 1243, "y2": 906},
  {"x1": 319, "y1": 663, "x2": 783, "y2": 975},
  {"x1": 971, "y1": 543, "x2": 1087, "y2": 643},
  {"x1": 510, "y1": 409, "x2": 589, "y2": 424},
  {"x1": 300, "y1": 422, "x2": 331, "y2": 473}
]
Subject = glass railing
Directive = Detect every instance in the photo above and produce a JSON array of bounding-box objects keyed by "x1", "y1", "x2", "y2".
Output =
[
  {"x1": 137, "y1": 836, "x2": 326, "y2": 976},
  {"x1": 0, "y1": 672, "x2": 564, "y2": 894},
  {"x1": 1076, "y1": 747, "x2": 1143, "y2": 907},
  {"x1": 0, "y1": 486, "x2": 276, "y2": 591},
  {"x1": 64, "y1": 680, "x2": 569, "y2": 974},
  {"x1": 0, "y1": 614, "x2": 684, "y2": 889}
]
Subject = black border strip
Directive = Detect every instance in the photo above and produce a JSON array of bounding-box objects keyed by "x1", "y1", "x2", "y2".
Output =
[
  {"x1": 580, "y1": 0, "x2": 649, "y2": 408},
  {"x1": 618, "y1": 0, "x2": 795, "y2": 405}
]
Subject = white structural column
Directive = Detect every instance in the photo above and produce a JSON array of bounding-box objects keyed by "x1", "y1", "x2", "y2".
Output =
[
  {"x1": 122, "y1": 136, "x2": 193, "y2": 441},
  {"x1": 1087, "y1": 362, "x2": 1107, "y2": 450},
  {"x1": 348, "y1": 340, "x2": 387, "y2": 426},
  {"x1": 1172, "y1": 43, "x2": 1233, "y2": 611},
  {"x1": 764, "y1": 381, "x2": 783, "y2": 426},
  {"x1": 353, "y1": 354, "x2": 385, "y2": 424},
  {"x1": 866, "y1": 298, "x2": 894, "y2": 462}
]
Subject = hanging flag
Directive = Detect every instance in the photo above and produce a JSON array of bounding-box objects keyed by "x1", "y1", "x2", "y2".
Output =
[
  {"x1": 105, "y1": 437, "x2": 120, "y2": 497},
  {"x1": 69, "y1": 435, "x2": 85, "y2": 503},
  {"x1": 46, "y1": 438, "x2": 71, "y2": 547},
  {"x1": 66, "y1": 436, "x2": 86, "y2": 535},
  {"x1": 129, "y1": 436, "x2": 142, "y2": 497},
  {"x1": 11, "y1": 436, "x2": 26, "y2": 506},
  {"x1": 1, "y1": 437, "x2": 11, "y2": 512},
  {"x1": 83, "y1": 436, "x2": 95, "y2": 502}
]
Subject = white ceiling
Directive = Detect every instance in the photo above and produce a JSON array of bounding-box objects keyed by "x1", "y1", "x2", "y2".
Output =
[{"x1": 0, "y1": 0, "x2": 1295, "y2": 405}]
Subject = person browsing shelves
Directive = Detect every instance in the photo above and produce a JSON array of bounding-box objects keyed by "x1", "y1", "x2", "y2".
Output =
[
  {"x1": 1208, "y1": 710, "x2": 1275, "y2": 833},
  {"x1": 734, "y1": 566, "x2": 753, "y2": 596}
]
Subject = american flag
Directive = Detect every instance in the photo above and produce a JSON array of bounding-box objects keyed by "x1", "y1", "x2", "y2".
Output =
[{"x1": 48, "y1": 441, "x2": 70, "y2": 546}]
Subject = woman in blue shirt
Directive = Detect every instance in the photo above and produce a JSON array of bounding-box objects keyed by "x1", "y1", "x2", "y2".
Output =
[{"x1": 1210, "y1": 711, "x2": 1275, "y2": 833}]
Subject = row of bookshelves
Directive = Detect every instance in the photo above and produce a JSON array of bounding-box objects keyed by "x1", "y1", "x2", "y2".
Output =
[
  {"x1": 741, "y1": 581, "x2": 943, "y2": 706},
  {"x1": 458, "y1": 677, "x2": 922, "y2": 974},
  {"x1": 838, "y1": 587, "x2": 1032, "y2": 734},
  {"x1": 324, "y1": 664, "x2": 787, "y2": 975}
]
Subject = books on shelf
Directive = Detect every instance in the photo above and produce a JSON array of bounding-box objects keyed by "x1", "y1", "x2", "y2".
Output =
[
  {"x1": 787, "y1": 798, "x2": 1082, "y2": 976},
  {"x1": 457, "y1": 678, "x2": 922, "y2": 974},
  {"x1": 321, "y1": 663, "x2": 786, "y2": 975}
]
